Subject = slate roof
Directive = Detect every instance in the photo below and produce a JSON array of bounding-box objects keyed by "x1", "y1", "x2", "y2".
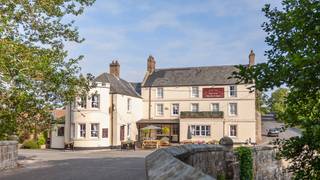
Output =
[
  {"x1": 94, "y1": 73, "x2": 141, "y2": 98},
  {"x1": 130, "y1": 82, "x2": 142, "y2": 95},
  {"x1": 143, "y1": 65, "x2": 243, "y2": 87}
]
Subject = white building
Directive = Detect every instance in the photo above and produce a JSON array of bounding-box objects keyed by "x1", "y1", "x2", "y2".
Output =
[{"x1": 51, "y1": 61, "x2": 142, "y2": 148}]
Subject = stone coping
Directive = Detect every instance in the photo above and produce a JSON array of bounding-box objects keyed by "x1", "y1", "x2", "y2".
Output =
[{"x1": 0, "y1": 141, "x2": 18, "y2": 146}]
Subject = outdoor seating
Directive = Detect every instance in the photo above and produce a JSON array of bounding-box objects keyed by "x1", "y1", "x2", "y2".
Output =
[
  {"x1": 159, "y1": 137, "x2": 170, "y2": 146},
  {"x1": 121, "y1": 141, "x2": 136, "y2": 150},
  {"x1": 142, "y1": 140, "x2": 160, "y2": 149}
]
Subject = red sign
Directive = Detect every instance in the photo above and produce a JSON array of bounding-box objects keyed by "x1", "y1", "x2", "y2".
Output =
[{"x1": 203, "y1": 88, "x2": 224, "y2": 98}]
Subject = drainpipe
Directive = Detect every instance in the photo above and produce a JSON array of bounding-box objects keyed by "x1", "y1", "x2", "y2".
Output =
[{"x1": 110, "y1": 94, "x2": 114, "y2": 146}]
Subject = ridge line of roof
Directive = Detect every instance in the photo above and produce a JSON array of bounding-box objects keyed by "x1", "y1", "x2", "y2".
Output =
[{"x1": 154, "y1": 64, "x2": 246, "y2": 71}]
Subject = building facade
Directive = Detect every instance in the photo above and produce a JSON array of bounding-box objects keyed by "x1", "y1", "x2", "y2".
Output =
[
  {"x1": 51, "y1": 61, "x2": 142, "y2": 148},
  {"x1": 138, "y1": 51, "x2": 261, "y2": 144}
]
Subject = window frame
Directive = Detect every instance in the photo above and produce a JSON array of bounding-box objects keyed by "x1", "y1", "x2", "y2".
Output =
[
  {"x1": 127, "y1": 98, "x2": 132, "y2": 112},
  {"x1": 229, "y1": 85, "x2": 237, "y2": 97},
  {"x1": 156, "y1": 103, "x2": 164, "y2": 116},
  {"x1": 190, "y1": 125, "x2": 211, "y2": 137},
  {"x1": 90, "y1": 123, "x2": 99, "y2": 138},
  {"x1": 79, "y1": 124, "x2": 86, "y2": 138},
  {"x1": 229, "y1": 125, "x2": 238, "y2": 137},
  {"x1": 91, "y1": 94, "x2": 100, "y2": 108},
  {"x1": 229, "y1": 103, "x2": 238, "y2": 116},
  {"x1": 191, "y1": 103, "x2": 199, "y2": 112},
  {"x1": 156, "y1": 87, "x2": 164, "y2": 98},
  {"x1": 191, "y1": 87, "x2": 199, "y2": 98},
  {"x1": 211, "y1": 103, "x2": 220, "y2": 112},
  {"x1": 171, "y1": 103, "x2": 180, "y2": 116}
]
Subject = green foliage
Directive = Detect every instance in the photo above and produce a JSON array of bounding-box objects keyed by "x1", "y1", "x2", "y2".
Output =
[
  {"x1": 256, "y1": 91, "x2": 270, "y2": 115},
  {"x1": 162, "y1": 127, "x2": 170, "y2": 135},
  {"x1": 236, "y1": 147, "x2": 253, "y2": 180},
  {"x1": 232, "y1": 0, "x2": 320, "y2": 178},
  {"x1": 0, "y1": 0, "x2": 95, "y2": 139},
  {"x1": 23, "y1": 140, "x2": 39, "y2": 149},
  {"x1": 270, "y1": 88, "x2": 288, "y2": 120},
  {"x1": 217, "y1": 172, "x2": 226, "y2": 180},
  {"x1": 37, "y1": 134, "x2": 46, "y2": 145}
]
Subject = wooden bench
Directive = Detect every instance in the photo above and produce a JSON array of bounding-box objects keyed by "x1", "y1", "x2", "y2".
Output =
[{"x1": 142, "y1": 140, "x2": 160, "y2": 149}]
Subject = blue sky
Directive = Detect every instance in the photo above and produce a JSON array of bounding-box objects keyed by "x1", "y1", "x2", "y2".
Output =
[{"x1": 67, "y1": 0, "x2": 282, "y2": 82}]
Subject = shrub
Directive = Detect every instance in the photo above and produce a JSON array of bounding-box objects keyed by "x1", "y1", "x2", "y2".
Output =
[
  {"x1": 37, "y1": 134, "x2": 46, "y2": 145},
  {"x1": 235, "y1": 146, "x2": 253, "y2": 180},
  {"x1": 23, "y1": 140, "x2": 39, "y2": 149}
]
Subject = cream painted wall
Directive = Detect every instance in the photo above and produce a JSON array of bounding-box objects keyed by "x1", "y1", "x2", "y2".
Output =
[
  {"x1": 112, "y1": 94, "x2": 143, "y2": 146},
  {"x1": 64, "y1": 83, "x2": 111, "y2": 148}
]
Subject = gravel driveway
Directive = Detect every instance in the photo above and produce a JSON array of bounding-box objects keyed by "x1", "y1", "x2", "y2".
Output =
[{"x1": 0, "y1": 149, "x2": 152, "y2": 180}]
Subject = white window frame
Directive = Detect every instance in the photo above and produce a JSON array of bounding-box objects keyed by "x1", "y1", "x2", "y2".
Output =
[
  {"x1": 90, "y1": 123, "x2": 99, "y2": 138},
  {"x1": 156, "y1": 88, "x2": 163, "y2": 98},
  {"x1": 171, "y1": 104, "x2": 180, "y2": 116},
  {"x1": 229, "y1": 125, "x2": 237, "y2": 137},
  {"x1": 191, "y1": 103, "x2": 199, "y2": 112},
  {"x1": 156, "y1": 104, "x2": 164, "y2": 116},
  {"x1": 190, "y1": 125, "x2": 211, "y2": 136},
  {"x1": 79, "y1": 124, "x2": 86, "y2": 138},
  {"x1": 211, "y1": 103, "x2": 219, "y2": 112},
  {"x1": 91, "y1": 94, "x2": 100, "y2": 108},
  {"x1": 127, "y1": 98, "x2": 132, "y2": 112},
  {"x1": 127, "y1": 123, "x2": 131, "y2": 137},
  {"x1": 229, "y1": 85, "x2": 237, "y2": 97},
  {"x1": 229, "y1": 103, "x2": 238, "y2": 116},
  {"x1": 191, "y1": 87, "x2": 199, "y2": 98}
]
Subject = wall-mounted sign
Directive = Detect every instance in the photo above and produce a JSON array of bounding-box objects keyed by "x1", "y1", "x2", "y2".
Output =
[{"x1": 203, "y1": 88, "x2": 224, "y2": 98}]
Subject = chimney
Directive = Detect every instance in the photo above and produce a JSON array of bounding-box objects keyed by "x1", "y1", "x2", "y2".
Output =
[
  {"x1": 147, "y1": 55, "x2": 156, "y2": 73},
  {"x1": 249, "y1": 50, "x2": 255, "y2": 67},
  {"x1": 110, "y1": 60, "x2": 120, "y2": 78}
]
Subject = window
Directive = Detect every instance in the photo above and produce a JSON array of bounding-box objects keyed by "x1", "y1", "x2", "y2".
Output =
[
  {"x1": 191, "y1": 125, "x2": 211, "y2": 136},
  {"x1": 191, "y1": 103, "x2": 199, "y2": 112},
  {"x1": 79, "y1": 124, "x2": 86, "y2": 138},
  {"x1": 57, "y1": 127, "x2": 64, "y2": 136},
  {"x1": 79, "y1": 96, "x2": 86, "y2": 108},
  {"x1": 91, "y1": 94, "x2": 100, "y2": 108},
  {"x1": 157, "y1": 88, "x2": 163, "y2": 98},
  {"x1": 156, "y1": 104, "x2": 164, "y2": 116},
  {"x1": 91, "y1": 123, "x2": 99, "y2": 137},
  {"x1": 191, "y1": 87, "x2": 199, "y2": 98},
  {"x1": 229, "y1": 85, "x2": 237, "y2": 97},
  {"x1": 211, "y1": 103, "x2": 219, "y2": 112},
  {"x1": 229, "y1": 125, "x2": 237, "y2": 137},
  {"x1": 127, "y1": 124, "x2": 131, "y2": 136},
  {"x1": 229, "y1": 103, "x2": 238, "y2": 115},
  {"x1": 127, "y1": 98, "x2": 132, "y2": 112},
  {"x1": 172, "y1": 104, "x2": 179, "y2": 116},
  {"x1": 102, "y1": 128, "x2": 108, "y2": 138}
]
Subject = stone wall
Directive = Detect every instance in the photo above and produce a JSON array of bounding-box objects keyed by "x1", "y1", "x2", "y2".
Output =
[
  {"x1": 145, "y1": 144, "x2": 290, "y2": 180},
  {"x1": 0, "y1": 141, "x2": 18, "y2": 171}
]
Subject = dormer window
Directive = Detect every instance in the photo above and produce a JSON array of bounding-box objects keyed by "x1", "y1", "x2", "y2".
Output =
[
  {"x1": 91, "y1": 94, "x2": 100, "y2": 108},
  {"x1": 229, "y1": 85, "x2": 237, "y2": 97},
  {"x1": 157, "y1": 88, "x2": 163, "y2": 98},
  {"x1": 191, "y1": 87, "x2": 199, "y2": 98}
]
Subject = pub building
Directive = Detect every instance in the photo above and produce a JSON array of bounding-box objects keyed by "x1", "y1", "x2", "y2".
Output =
[{"x1": 137, "y1": 51, "x2": 261, "y2": 144}]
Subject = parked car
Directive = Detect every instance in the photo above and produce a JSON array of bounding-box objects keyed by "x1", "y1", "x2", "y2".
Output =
[
  {"x1": 267, "y1": 128, "x2": 280, "y2": 137},
  {"x1": 274, "y1": 127, "x2": 284, "y2": 133}
]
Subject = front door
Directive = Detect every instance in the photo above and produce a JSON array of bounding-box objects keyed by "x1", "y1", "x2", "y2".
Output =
[{"x1": 120, "y1": 125, "x2": 125, "y2": 141}]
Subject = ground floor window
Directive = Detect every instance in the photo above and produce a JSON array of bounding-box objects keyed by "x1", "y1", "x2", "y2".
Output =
[
  {"x1": 57, "y1": 127, "x2": 64, "y2": 136},
  {"x1": 79, "y1": 124, "x2": 86, "y2": 138},
  {"x1": 191, "y1": 125, "x2": 211, "y2": 136},
  {"x1": 102, "y1": 128, "x2": 108, "y2": 138},
  {"x1": 229, "y1": 125, "x2": 237, "y2": 137},
  {"x1": 91, "y1": 123, "x2": 99, "y2": 137}
]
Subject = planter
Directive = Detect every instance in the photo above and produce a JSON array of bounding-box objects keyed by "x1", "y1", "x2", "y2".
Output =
[{"x1": 40, "y1": 144, "x2": 46, "y2": 149}]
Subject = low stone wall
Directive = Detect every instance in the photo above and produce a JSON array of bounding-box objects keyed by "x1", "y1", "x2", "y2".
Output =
[
  {"x1": 0, "y1": 141, "x2": 18, "y2": 171},
  {"x1": 145, "y1": 144, "x2": 289, "y2": 180}
]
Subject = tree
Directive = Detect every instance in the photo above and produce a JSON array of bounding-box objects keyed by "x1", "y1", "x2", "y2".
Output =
[
  {"x1": 269, "y1": 88, "x2": 288, "y2": 120},
  {"x1": 0, "y1": 0, "x2": 95, "y2": 140},
  {"x1": 256, "y1": 91, "x2": 270, "y2": 115},
  {"x1": 233, "y1": 0, "x2": 320, "y2": 179}
]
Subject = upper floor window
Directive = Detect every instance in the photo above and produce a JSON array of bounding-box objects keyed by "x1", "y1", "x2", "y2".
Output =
[
  {"x1": 191, "y1": 125, "x2": 211, "y2": 136},
  {"x1": 172, "y1": 104, "x2": 180, "y2": 116},
  {"x1": 79, "y1": 96, "x2": 87, "y2": 108},
  {"x1": 191, "y1": 87, "x2": 199, "y2": 98},
  {"x1": 91, "y1": 123, "x2": 99, "y2": 137},
  {"x1": 211, "y1": 103, "x2": 220, "y2": 112},
  {"x1": 229, "y1": 85, "x2": 237, "y2": 97},
  {"x1": 191, "y1": 103, "x2": 199, "y2": 112},
  {"x1": 229, "y1": 125, "x2": 237, "y2": 137},
  {"x1": 157, "y1": 88, "x2": 163, "y2": 98},
  {"x1": 91, "y1": 94, "x2": 100, "y2": 108},
  {"x1": 229, "y1": 103, "x2": 238, "y2": 116},
  {"x1": 127, "y1": 98, "x2": 132, "y2": 112},
  {"x1": 156, "y1": 104, "x2": 164, "y2": 116}
]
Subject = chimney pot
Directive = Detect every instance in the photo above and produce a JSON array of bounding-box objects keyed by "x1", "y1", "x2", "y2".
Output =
[
  {"x1": 110, "y1": 60, "x2": 120, "y2": 78},
  {"x1": 249, "y1": 50, "x2": 255, "y2": 67}
]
